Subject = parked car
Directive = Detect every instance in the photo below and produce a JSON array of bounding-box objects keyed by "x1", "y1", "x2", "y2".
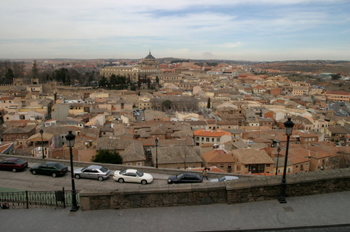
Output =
[
  {"x1": 210, "y1": 176, "x2": 239, "y2": 182},
  {"x1": 113, "y1": 169, "x2": 153, "y2": 185},
  {"x1": 0, "y1": 158, "x2": 28, "y2": 172},
  {"x1": 74, "y1": 165, "x2": 110, "y2": 181},
  {"x1": 167, "y1": 173, "x2": 203, "y2": 184},
  {"x1": 30, "y1": 162, "x2": 68, "y2": 178}
]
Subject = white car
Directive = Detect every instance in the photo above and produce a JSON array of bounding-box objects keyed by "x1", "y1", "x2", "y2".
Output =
[
  {"x1": 210, "y1": 176, "x2": 239, "y2": 182},
  {"x1": 113, "y1": 169, "x2": 153, "y2": 185}
]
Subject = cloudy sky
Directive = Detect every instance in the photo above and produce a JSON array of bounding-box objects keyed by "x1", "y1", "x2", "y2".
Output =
[{"x1": 1, "y1": 0, "x2": 349, "y2": 61}]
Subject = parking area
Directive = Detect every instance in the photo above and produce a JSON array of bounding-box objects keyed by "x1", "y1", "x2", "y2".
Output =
[{"x1": 0, "y1": 162, "x2": 171, "y2": 192}]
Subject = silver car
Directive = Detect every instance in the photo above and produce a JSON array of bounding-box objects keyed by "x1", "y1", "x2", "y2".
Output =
[
  {"x1": 74, "y1": 165, "x2": 110, "y2": 181},
  {"x1": 210, "y1": 176, "x2": 239, "y2": 182}
]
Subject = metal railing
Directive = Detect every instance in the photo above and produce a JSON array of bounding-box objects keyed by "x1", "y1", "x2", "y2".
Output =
[{"x1": 0, "y1": 188, "x2": 80, "y2": 210}]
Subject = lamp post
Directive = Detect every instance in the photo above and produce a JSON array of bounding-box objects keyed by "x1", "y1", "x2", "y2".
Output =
[
  {"x1": 39, "y1": 129, "x2": 44, "y2": 159},
  {"x1": 278, "y1": 118, "x2": 294, "y2": 204},
  {"x1": 275, "y1": 146, "x2": 281, "y2": 176},
  {"x1": 65, "y1": 131, "x2": 79, "y2": 212},
  {"x1": 155, "y1": 138, "x2": 159, "y2": 168}
]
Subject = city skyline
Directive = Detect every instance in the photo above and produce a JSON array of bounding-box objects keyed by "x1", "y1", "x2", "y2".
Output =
[{"x1": 1, "y1": 0, "x2": 350, "y2": 61}]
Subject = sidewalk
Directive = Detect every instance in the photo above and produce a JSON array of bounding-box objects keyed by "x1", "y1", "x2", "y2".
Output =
[{"x1": 1, "y1": 191, "x2": 350, "y2": 232}]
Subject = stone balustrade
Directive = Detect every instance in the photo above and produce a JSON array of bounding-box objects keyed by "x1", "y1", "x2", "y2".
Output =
[{"x1": 79, "y1": 168, "x2": 350, "y2": 210}]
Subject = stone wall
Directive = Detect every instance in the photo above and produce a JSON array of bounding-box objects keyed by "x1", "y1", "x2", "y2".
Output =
[{"x1": 79, "y1": 168, "x2": 350, "y2": 211}]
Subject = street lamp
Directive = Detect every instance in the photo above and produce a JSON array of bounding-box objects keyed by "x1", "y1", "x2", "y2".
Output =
[
  {"x1": 39, "y1": 129, "x2": 44, "y2": 159},
  {"x1": 65, "y1": 131, "x2": 79, "y2": 212},
  {"x1": 155, "y1": 138, "x2": 159, "y2": 168},
  {"x1": 278, "y1": 118, "x2": 294, "y2": 204},
  {"x1": 275, "y1": 146, "x2": 281, "y2": 176}
]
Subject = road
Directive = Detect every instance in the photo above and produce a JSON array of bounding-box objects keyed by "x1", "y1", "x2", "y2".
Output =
[{"x1": 0, "y1": 162, "x2": 171, "y2": 192}]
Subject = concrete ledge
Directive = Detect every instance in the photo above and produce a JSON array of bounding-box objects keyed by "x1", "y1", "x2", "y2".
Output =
[
  {"x1": 168, "y1": 184, "x2": 191, "y2": 193},
  {"x1": 225, "y1": 179, "x2": 251, "y2": 190},
  {"x1": 205, "y1": 182, "x2": 226, "y2": 190},
  {"x1": 340, "y1": 168, "x2": 350, "y2": 178},
  {"x1": 267, "y1": 175, "x2": 282, "y2": 186},
  {"x1": 121, "y1": 186, "x2": 141, "y2": 195},
  {"x1": 249, "y1": 177, "x2": 268, "y2": 187},
  {"x1": 191, "y1": 183, "x2": 208, "y2": 192},
  {"x1": 297, "y1": 171, "x2": 320, "y2": 183},
  {"x1": 139, "y1": 185, "x2": 169, "y2": 194},
  {"x1": 79, "y1": 189, "x2": 114, "y2": 197},
  {"x1": 286, "y1": 173, "x2": 302, "y2": 184},
  {"x1": 314, "y1": 169, "x2": 345, "y2": 180}
]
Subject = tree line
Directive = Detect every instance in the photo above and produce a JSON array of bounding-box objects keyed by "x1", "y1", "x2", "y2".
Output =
[
  {"x1": 99, "y1": 73, "x2": 159, "y2": 91},
  {"x1": 0, "y1": 60, "x2": 26, "y2": 84},
  {"x1": 151, "y1": 96, "x2": 199, "y2": 111}
]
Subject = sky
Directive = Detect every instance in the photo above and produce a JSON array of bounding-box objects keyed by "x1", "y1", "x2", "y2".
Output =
[{"x1": 1, "y1": 0, "x2": 350, "y2": 61}]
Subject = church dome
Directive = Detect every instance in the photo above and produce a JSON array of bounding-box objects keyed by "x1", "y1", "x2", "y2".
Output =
[{"x1": 145, "y1": 51, "x2": 155, "y2": 60}]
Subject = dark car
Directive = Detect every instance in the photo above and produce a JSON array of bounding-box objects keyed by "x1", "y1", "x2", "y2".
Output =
[
  {"x1": 0, "y1": 158, "x2": 28, "y2": 172},
  {"x1": 30, "y1": 162, "x2": 68, "y2": 178},
  {"x1": 167, "y1": 173, "x2": 203, "y2": 184}
]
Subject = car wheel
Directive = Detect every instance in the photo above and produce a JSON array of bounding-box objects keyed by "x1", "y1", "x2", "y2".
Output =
[
  {"x1": 141, "y1": 180, "x2": 147, "y2": 185},
  {"x1": 118, "y1": 178, "x2": 124, "y2": 183},
  {"x1": 32, "y1": 170, "x2": 36, "y2": 175},
  {"x1": 75, "y1": 174, "x2": 80, "y2": 179},
  {"x1": 52, "y1": 173, "x2": 57, "y2": 178},
  {"x1": 12, "y1": 169, "x2": 17, "y2": 173},
  {"x1": 98, "y1": 176, "x2": 103, "y2": 181}
]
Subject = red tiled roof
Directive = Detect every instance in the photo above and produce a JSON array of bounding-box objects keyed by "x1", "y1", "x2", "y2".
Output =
[
  {"x1": 325, "y1": 91, "x2": 350, "y2": 95},
  {"x1": 193, "y1": 129, "x2": 232, "y2": 137}
]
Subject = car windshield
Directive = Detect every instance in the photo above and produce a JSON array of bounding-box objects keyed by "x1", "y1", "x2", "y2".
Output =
[
  {"x1": 54, "y1": 163, "x2": 65, "y2": 169},
  {"x1": 120, "y1": 170, "x2": 126, "y2": 174},
  {"x1": 15, "y1": 159, "x2": 24, "y2": 164},
  {"x1": 136, "y1": 171, "x2": 143, "y2": 177},
  {"x1": 100, "y1": 167, "x2": 108, "y2": 173},
  {"x1": 219, "y1": 177, "x2": 226, "y2": 182},
  {"x1": 176, "y1": 174, "x2": 184, "y2": 179}
]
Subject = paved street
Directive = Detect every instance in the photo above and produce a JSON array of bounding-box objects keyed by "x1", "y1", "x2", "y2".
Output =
[
  {"x1": 0, "y1": 162, "x2": 172, "y2": 192},
  {"x1": 1, "y1": 191, "x2": 350, "y2": 232}
]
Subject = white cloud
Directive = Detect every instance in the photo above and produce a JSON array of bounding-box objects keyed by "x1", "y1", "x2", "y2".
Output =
[
  {"x1": 218, "y1": 42, "x2": 243, "y2": 48},
  {"x1": 1, "y1": 0, "x2": 349, "y2": 60}
]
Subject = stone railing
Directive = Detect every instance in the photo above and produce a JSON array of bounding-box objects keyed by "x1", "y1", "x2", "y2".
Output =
[{"x1": 79, "y1": 168, "x2": 350, "y2": 211}]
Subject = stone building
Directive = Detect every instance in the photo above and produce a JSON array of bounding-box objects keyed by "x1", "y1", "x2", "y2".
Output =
[
  {"x1": 2, "y1": 125, "x2": 36, "y2": 146},
  {"x1": 100, "y1": 51, "x2": 160, "y2": 81}
]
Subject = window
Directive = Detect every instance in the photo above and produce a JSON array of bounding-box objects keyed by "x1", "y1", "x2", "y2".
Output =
[
  {"x1": 217, "y1": 138, "x2": 220, "y2": 142},
  {"x1": 288, "y1": 168, "x2": 291, "y2": 173},
  {"x1": 266, "y1": 164, "x2": 270, "y2": 167},
  {"x1": 245, "y1": 165, "x2": 248, "y2": 168},
  {"x1": 206, "y1": 138, "x2": 209, "y2": 142},
  {"x1": 296, "y1": 165, "x2": 298, "y2": 168},
  {"x1": 212, "y1": 138, "x2": 214, "y2": 142}
]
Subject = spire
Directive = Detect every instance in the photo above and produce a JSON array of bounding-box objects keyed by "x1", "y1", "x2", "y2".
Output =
[{"x1": 149, "y1": 49, "x2": 151, "y2": 55}]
